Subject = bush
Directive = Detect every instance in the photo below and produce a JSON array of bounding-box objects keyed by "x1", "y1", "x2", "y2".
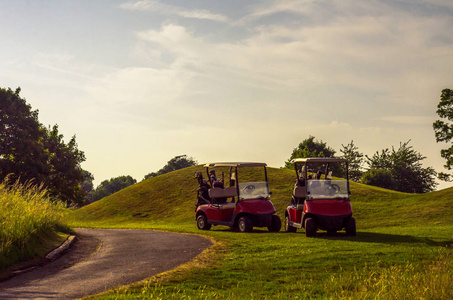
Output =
[
  {"x1": 0, "y1": 179, "x2": 67, "y2": 269},
  {"x1": 361, "y1": 168, "x2": 397, "y2": 190}
]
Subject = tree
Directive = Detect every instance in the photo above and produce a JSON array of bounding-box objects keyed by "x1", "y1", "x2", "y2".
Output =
[
  {"x1": 340, "y1": 140, "x2": 364, "y2": 182},
  {"x1": 361, "y1": 168, "x2": 397, "y2": 190},
  {"x1": 364, "y1": 141, "x2": 437, "y2": 193},
  {"x1": 0, "y1": 87, "x2": 86, "y2": 204},
  {"x1": 81, "y1": 170, "x2": 95, "y2": 203},
  {"x1": 143, "y1": 155, "x2": 197, "y2": 180},
  {"x1": 92, "y1": 175, "x2": 137, "y2": 202},
  {"x1": 433, "y1": 88, "x2": 453, "y2": 182},
  {"x1": 285, "y1": 136, "x2": 336, "y2": 168},
  {"x1": 42, "y1": 125, "x2": 86, "y2": 204},
  {"x1": 0, "y1": 87, "x2": 47, "y2": 184}
]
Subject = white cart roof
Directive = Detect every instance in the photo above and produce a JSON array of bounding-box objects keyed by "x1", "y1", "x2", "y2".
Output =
[
  {"x1": 291, "y1": 158, "x2": 348, "y2": 164},
  {"x1": 204, "y1": 162, "x2": 267, "y2": 167}
]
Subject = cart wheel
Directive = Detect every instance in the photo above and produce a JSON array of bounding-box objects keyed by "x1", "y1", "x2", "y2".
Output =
[
  {"x1": 285, "y1": 215, "x2": 297, "y2": 233},
  {"x1": 346, "y1": 217, "x2": 356, "y2": 236},
  {"x1": 305, "y1": 218, "x2": 316, "y2": 237},
  {"x1": 197, "y1": 214, "x2": 211, "y2": 230},
  {"x1": 268, "y1": 215, "x2": 281, "y2": 232},
  {"x1": 238, "y1": 216, "x2": 253, "y2": 233}
]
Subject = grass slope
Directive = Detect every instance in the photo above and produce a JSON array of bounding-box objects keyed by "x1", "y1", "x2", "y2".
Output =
[
  {"x1": 71, "y1": 165, "x2": 453, "y2": 229},
  {"x1": 70, "y1": 166, "x2": 453, "y2": 299}
]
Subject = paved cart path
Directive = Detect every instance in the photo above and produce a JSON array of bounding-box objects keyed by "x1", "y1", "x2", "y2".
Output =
[{"x1": 0, "y1": 228, "x2": 212, "y2": 299}]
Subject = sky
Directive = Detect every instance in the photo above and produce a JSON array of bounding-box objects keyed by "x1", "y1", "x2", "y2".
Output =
[{"x1": 1, "y1": 0, "x2": 453, "y2": 189}]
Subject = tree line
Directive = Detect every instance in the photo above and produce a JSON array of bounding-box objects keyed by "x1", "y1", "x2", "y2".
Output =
[{"x1": 1, "y1": 86, "x2": 452, "y2": 204}]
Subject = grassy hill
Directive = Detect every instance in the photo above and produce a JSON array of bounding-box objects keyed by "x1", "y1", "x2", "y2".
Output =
[
  {"x1": 71, "y1": 165, "x2": 453, "y2": 228},
  {"x1": 70, "y1": 166, "x2": 453, "y2": 299}
]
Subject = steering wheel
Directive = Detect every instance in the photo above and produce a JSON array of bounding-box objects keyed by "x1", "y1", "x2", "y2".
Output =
[
  {"x1": 242, "y1": 185, "x2": 256, "y2": 194},
  {"x1": 325, "y1": 184, "x2": 340, "y2": 194}
]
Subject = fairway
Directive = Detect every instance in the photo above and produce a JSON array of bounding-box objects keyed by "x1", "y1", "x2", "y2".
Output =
[{"x1": 69, "y1": 166, "x2": 453, "y2": 299}]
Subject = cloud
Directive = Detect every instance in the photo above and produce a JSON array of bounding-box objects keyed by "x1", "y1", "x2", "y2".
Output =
[
  {"x1": 134, "y1": 11, "x2": 452, "y2": 106},
  {"x1": 119, "y1": 0, "x2": 453, "y2": 139},
  {"x1": 119, "y1": 0, "x2": 229, "y2": 22},
  {"x1": 236, "y1": 0, "x2": 315, "y2": 25}
]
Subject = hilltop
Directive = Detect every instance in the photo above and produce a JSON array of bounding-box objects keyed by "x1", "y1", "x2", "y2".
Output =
[{"x1": 72, "y1": 165, "x2": 453, "y2": 229}]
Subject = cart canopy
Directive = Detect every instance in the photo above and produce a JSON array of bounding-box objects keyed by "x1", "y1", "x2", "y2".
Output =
[
  {"x1": 204, "y1": 162, "x2": 267, "y2": 168},
  {"x1": 291, "y1": 158, "x2": 348, "y2": 164}
]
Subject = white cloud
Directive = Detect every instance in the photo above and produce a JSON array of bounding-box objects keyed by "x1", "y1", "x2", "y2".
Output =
[
  {"x1": 237, "y1": 0, "x2": 315, "y2": 24},
  {"x1": 130, "y1": 10, "x2": 452, "y2": 114},
  {"x1": 119, "y1": 0, "x2": 229, "y2": 22}
]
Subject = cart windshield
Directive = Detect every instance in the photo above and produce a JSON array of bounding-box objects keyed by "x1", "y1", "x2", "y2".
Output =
[
  {"x1": 238, "y1": 182, "x2": 270, "y2": 200},
  {"x1": 307, "y1": 180, "x2": 349, "y2": 200}
]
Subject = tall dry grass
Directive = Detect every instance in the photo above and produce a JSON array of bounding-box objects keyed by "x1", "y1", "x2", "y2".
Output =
[{"x1": 0, "y1": 178, "x2": 67, "y2": 269}]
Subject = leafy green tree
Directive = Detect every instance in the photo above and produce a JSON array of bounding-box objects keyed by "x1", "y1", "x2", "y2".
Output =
[
  {"x1": 0, "y1": 87, "x2": 86, "y2": 205},
  {"x1": 143, "y1": 155, "x2": 197, "y2": 180},
  {"x1": 0, "y1": 87, "x2": 47, "y2": 184},
  {"x1": 361, "y1": 168, "x2": 397, "y2": 190},
  {"x1": 92, "y1": 175, "x2": 137, "y2": 201},
  {"x1": 340, "y1": 140, "x2": 364, "y2": 182},
  {"x1": 285, "y1": 136, "x2": 336, "y2": 168},
  {"x1": 42, "y1": 125, "x2": 86, "y2": 204},
  {"x1": 81, "y1": 170, "x2": 95, "y2": 203},
  {"x1": 433, "y1": 88, "x2": 453, "y2": 182},
  {"x1": 364, "y1": 141, "x2": 437, "y2": 193}
]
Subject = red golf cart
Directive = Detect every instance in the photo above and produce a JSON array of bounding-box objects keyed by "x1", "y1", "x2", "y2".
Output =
[
  {"x1": 195, "y1": 162, "x2": 281, "y2": 232},
  {"x1": 285, "y1": 158, "x2": 356, "y2": 237}
]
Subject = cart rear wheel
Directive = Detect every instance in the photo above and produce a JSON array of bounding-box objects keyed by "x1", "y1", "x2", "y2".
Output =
[
  {"x1": 285, "y1": 215, "x2": 297, "y2": 233},
  {"x1": 305, "y1": 218, "x2": 316, "y2": 237},
  {"x1": 238, "y1": 216, "x2": 253, "y2": 233},
  {"x1": 197, "y1": 214, "x2": 211, "y2": 230},
  {"x1": 268, "y1": 215, "x2": 281, "y2": 232}
]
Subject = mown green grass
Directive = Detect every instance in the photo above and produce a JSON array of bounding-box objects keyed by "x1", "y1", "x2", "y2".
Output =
[
  {"x1": 70, "y1": 166, "x2": 453, "y2": 299},
  {"x1": 0, "y1": 179, "x2": 69, "y2": 271}
]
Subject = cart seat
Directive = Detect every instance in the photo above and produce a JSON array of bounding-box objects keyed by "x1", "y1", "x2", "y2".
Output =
[
  {"x1": 219, "y1": 202, "x2": 237, "y2": 210},
  {"x1": 293, "y1": 186, "x2": 306, "y2": 198},
  {"x1": 209, "y1": 186, "x2": 238, "y2": 199}
]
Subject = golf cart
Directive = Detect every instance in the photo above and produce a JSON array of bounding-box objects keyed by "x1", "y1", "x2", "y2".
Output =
[
  {"x1": 195, "y1": 162, "x2": 281, "y2": 232},
  {"x1": 285, "y1": 158, "x2": 356, "y2": 237}
]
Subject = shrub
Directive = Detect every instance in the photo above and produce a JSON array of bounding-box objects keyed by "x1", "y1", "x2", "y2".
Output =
[
  {"x1": 361, "y1": 168, "x2": 397, "y2": 190},
  {"x1": 0, "y1": 179, "x2": 67, "y2": 269}
]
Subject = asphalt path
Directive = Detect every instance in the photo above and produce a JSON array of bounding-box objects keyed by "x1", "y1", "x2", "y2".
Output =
[{"x1": 0, "y1": 228, "x2": 212, "y2": 299}]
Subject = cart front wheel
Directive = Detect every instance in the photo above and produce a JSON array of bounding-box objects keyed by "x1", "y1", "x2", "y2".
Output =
[
  {"x1": 346, "y1": 217, "x2": 356, "y2": 236},
  {"x1": 197, "y1": 214, "x2": 211, "y2": 230},
  {"x1": 285, "y1": 215, "x2": 297, "y2": 233},
  {"x1": 238, "y1": 216, "x2": 253, "y2": 232},
  {"x1": 268, "y1": 215, "x2": 281, "y2": 232},
  {"x1": 305, "y1": 218, "x2": 316, "y2": 237}
]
